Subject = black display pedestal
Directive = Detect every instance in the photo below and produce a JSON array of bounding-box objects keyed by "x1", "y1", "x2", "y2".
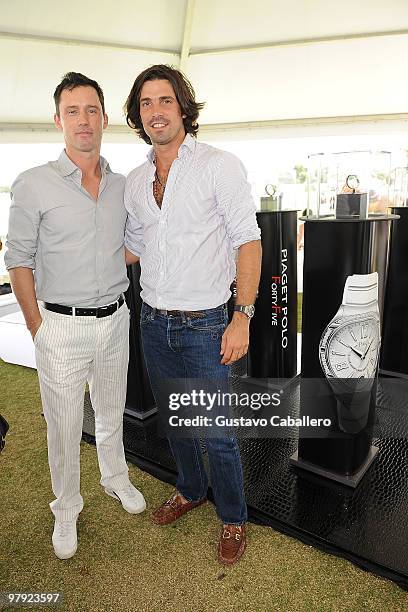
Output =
[
  {"x1": 247, "y1": 210, "x2": 298, "y2": 386},
  {"x1": 380, "y1": 206, "x2": 408, "y2": 378},
  {"x1": 290, "y1": 446, "x2": 379, "y2": 487},
  {"x1": 124, "y1": 263, "x2": 156, "y2": 419},
  {"x1": 291, "y1": 215, "x2": 397, "y2": 487}
]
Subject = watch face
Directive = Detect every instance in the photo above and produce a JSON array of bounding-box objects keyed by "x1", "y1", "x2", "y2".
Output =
[
  {"x1": 247, "y1": 305, "x2": 255, "y2": 318},
  {"x1": 235, "y1": 305, "x2": 255, "y2": 318},
  {"x1": 320, "y1": 313, "x2": 380, "y2": 379}
]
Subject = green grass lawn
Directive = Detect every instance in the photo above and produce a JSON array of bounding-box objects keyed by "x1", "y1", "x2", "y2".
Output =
[
  {"x1": 1, "y1": 357, "x2": 408, "y2": 612},
  {"x1": 298, "y1": 293, "x2": 303, "y2": 333}
]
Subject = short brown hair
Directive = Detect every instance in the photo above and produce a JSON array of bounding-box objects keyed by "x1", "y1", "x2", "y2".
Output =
[
  {"x1": 124, "y1": 64, "x2": 205, "y2": 144},
  {"x1": 54, "y1": 72, "x2": 105, "y2": 116}
]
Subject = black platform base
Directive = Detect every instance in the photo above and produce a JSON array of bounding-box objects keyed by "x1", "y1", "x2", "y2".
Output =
[
  {"x1": 290, "y1": 445, "x2": 379, "y2": 488},
  {"x1": 124, "y1": 405, "x2": 157, "y2": 420},
  {"x1": 240, "y1": 373, "x2": 300, "y2": 392},
  {"x1": 380, "y1": 368, "x2": 408, "y2": 381},
  {"x1": 82, "y1": 377, "x2": 408, "y2": 590}
]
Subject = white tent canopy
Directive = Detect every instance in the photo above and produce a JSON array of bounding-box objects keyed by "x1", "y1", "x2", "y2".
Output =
[{"x1": 1, "y1": 0, "x2": 408, "y2": 142}]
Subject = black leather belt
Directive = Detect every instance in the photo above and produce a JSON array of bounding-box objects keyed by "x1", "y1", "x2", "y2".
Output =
[{"x1": 44, "y1": 295, "x2": 124, "y2": 318}]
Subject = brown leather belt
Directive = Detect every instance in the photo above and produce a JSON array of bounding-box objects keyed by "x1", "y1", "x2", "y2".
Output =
[{"x1": 156, "y1": 309, "x2": 205, "y2": 318}]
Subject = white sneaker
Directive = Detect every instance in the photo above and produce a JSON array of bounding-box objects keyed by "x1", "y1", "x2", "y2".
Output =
[
  {"x1": 105, "y1": 483, "x2": 146, "y2": 514},
  {"x1": 52, "y1": 518, "x2": 78, "y2": 560}
]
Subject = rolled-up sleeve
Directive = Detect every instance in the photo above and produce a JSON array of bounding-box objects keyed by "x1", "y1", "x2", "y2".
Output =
[
  {"x1": 5, "y1": 172, "x2": 42, "y2": 270},
  {"x1": 124, "y1": 177, "x2": 144, "y2": 257},
  {"x1": 214, "y1": 152, "x2": 261, "y2": 249}
]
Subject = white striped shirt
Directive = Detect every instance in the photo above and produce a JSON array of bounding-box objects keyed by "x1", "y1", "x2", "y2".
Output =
[{"x1": 125, "y1": 134, "x2": 261, "y2": 310}]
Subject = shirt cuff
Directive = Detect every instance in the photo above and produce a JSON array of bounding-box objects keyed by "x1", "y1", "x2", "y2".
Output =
[
  {"x1": 4, "y1": 250, "x2": 36, "y2": 270},
  {"x1": 124, "y1": 239, "x2": 142, "y2": 258},
  {"x1": 231, "y1": 230, "x2": 262, "y2": 250}
]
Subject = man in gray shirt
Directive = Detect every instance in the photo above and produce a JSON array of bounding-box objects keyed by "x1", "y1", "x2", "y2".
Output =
[{"x1": 5, "y1": 72, "x2": 145, "y2": 560}]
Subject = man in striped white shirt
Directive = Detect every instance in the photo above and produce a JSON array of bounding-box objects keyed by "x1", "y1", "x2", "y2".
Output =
[
  {"x1": 124, "y1": 65, "x2": 262, "y2": 565},
  {"x1": 5, "y1": 73, "x2": 146, "y2": 561}
]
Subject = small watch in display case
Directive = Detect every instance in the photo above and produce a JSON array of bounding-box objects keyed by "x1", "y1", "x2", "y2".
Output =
[
  {"x1": 345, "y1": 174, "x2": 360, "y2": 192},
  {"x1": 336, "y1": 174, "x2": 368, "y2": 219},
  {"x1": 260, "y1": 184, "x2": 283, "y2": 211},
  {"x1": 307, "y1": 150, "x2": 391, "y2": 218}
]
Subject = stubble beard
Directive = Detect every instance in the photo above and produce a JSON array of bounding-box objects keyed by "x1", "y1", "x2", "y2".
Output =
[
  {"x1": 72, "y1": 134, "x2": 100, "y2": 154},
  {"x1": 147, "y1": 124, "x2": 185, "y2": 148}
]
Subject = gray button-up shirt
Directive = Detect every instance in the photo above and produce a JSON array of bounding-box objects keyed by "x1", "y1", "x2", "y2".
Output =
[{"x1": 5, "y1": 150, "x2": 129, "y2": 307}]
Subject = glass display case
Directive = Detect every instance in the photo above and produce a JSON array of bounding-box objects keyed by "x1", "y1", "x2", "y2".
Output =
[
  {"x1": 390, "y1": 167, "x2": 408, "y2": 208},
  {"x1": 380, "y1": 165, "x2": 408, "y2": 377},
  {"x1": 306, "y1": 151, "x2": 391, "y2": 219}
]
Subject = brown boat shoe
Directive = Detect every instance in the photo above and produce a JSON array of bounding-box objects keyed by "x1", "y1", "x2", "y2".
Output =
[
  {"x1": 151, "y1": 491, "x2": 207, "y2": 525},
  {"x1": 218, "y1": 524, "x2": 247, "y2": 565}
]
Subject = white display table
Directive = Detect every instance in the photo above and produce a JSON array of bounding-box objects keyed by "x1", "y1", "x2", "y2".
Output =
[{"x1": 0, "y1": 308, "x2": 36, "y2": 369}]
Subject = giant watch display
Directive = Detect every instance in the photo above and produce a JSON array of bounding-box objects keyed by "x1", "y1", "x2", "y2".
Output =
[
  {"x1": 319, "y1": 272, "x2": 380, "y2": 434},
  {"x1": 319, "y1": 272, "x2": 380, "y2": 380}
]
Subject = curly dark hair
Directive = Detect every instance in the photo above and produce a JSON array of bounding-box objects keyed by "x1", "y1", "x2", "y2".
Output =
[
  {"x1": 54, "y1": 72, "x2": 105, "y2": 116},
  {"x1": 124, "y1": 64, "x2": 205, "y2": 144}
]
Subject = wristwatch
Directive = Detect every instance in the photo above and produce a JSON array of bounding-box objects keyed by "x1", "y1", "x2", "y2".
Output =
[
  {"x1": 319, "y1": 272, "x2": 380, "y2": 379},
  {"x1": 319, "y1": 273, "x2": 381, "y2": 433},
  {"x1": 234, "y1": 304, "x2": 255, "y2": 319},
  {"x1": 345, "y1": 174, "x2": 360, "y2": 193},
  {"x1": 265, "y1": 184, "x2": 277, "y2": 197}
]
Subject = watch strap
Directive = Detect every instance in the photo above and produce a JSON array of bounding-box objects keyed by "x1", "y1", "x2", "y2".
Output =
[
  {"x1": 234, "y1": 304, "x2": 255, "y2": 317},
  {"x1": 342, "y1": 273, "x2": 378, "y2": 308}
]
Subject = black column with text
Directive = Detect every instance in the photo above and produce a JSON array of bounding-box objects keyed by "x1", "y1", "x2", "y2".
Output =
[{"x1": 248, "y1": 210, "x2": 298, "y2": 379}]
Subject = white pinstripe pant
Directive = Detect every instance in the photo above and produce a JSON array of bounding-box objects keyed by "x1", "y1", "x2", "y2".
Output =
[{"x1": 34, "y1": 303, "x2": 131, "y2": 521}]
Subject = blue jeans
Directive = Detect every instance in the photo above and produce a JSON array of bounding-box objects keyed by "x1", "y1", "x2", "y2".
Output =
[{"x1": 140, "y1": 302, "x2": 247, "y2": 525}]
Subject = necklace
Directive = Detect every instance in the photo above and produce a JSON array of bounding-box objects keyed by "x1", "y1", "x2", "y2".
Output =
[
  {"x1": 153, "y1": 170, "x2": 168, "y2": 208},
  {"x1": 155, "y1": 171, "x2": 167, "y2": 188},
  {"x1": 152, "y1": 162, "x2": 169, "y2": 208}
]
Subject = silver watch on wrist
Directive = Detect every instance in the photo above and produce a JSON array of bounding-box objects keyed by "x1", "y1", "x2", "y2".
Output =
[{"x1": 234, "y1": 304, "x2": 255, "y2": 319}]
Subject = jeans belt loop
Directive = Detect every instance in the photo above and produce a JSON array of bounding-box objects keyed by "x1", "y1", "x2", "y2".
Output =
[{"x1": 72, "y1": 306, "x2": 76, "y2": 317}]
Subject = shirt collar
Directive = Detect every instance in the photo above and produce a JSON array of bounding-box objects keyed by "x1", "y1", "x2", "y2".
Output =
[
  {"x1": 57, "y1": 149, "x2": 111, "y2": 177},
  {"x1": 147, "y1": 132, "x2": 196, "y2": 164}
]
